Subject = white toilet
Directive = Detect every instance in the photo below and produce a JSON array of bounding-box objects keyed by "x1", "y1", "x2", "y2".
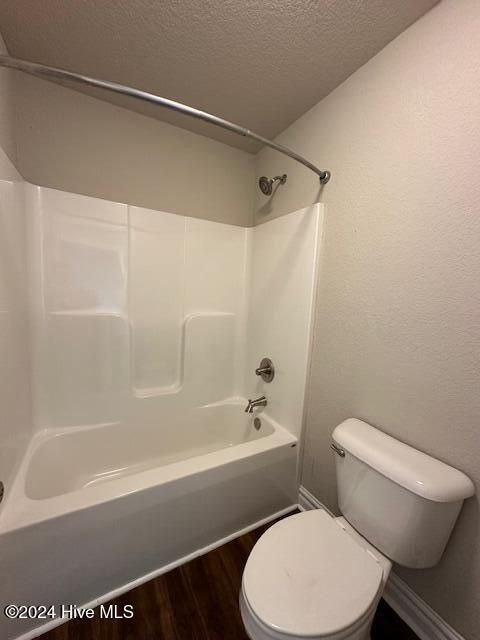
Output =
[{"x1": 240, "y1": 418, "x2": 475, "y2": 640}]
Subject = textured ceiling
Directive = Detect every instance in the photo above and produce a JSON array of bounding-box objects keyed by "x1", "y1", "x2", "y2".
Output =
[{"x1": 0, "y1": 0, "x2": 438, "y2": 152}]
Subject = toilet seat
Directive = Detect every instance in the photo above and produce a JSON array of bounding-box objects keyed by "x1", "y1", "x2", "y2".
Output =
[
  {"x1": 242, "y1": 510, "x2": 384, "y2": 639},
  {"x1": 240, "y1": 587, "x2": 377, "y2": 640}
]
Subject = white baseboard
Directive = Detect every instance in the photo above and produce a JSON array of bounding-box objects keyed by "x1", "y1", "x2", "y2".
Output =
[
  {"x1": 383, "y1": 573, "x2": 465, "y2": 640},
  {"x1": 298, "y1": 485, "x2": 465, "y2": 640},
  {"x1": 298, "y1": 484, "x2": 325, "y2": 511}
]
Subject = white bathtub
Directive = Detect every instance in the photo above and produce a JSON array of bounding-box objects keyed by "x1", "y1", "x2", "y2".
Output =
[{"x1": 0, "y1": 402, "x2": 298, "y2": 640}]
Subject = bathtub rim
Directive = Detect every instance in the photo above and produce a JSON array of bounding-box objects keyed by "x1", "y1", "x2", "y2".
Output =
[
  {"x1": 23, "y1": 400, "x2": 277, "y2": 501},
  {"x1": 0, "y1": 408, "x2": 296, "y2": 534}
]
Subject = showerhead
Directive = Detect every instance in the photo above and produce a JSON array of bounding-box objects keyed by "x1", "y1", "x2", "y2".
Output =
[
  {"x1": 259, "y1": 176, "x2": 273, "y2": 196},
  {"x1": 258, "y1": 174, "x2": 287, "y2": 196}
]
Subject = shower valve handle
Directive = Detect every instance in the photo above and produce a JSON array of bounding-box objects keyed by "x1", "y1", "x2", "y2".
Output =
[
  {"x1": 255, "y1": 366, "x2": 271, "y2": 375},
  {"x1": 255, "y1": 358, "x2": 275, "y2": 383}
]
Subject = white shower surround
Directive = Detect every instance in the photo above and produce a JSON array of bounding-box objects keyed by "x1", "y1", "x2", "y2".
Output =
[
  {"x1": 0, "y1": 166, "x2": 323, "y2": 639},
  {"x1": 27, "y1": 186, "x2": 249, "y2": 429}
]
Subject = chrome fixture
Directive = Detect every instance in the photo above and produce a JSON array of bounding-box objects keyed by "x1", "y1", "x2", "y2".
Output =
[
  {"x1": 253, "y1": 417, "x2": 262, "y2": 431},
  {"x1": 259, "y1": 174, "x2": 287, "y2": 196},
  {"x1": 245, "y1": 396, "x2": 267, "y2": 413},
  {"x1": 0, "y1": 481, "x2": 4, "y2": 504},
  {"x1": 255, "y1": 357, "x2": 275, "y2": 382},
  {"x1": 0, "y1": 55, "x2": 331, "y2": 185},
  {"x1": 330, "y1": 442, "x2": 345, "y2": 458}
]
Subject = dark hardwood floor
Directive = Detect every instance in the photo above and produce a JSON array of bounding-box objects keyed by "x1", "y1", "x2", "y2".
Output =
[{"x1": 40, "y1": 519, "x2": 419, "y2": 640}]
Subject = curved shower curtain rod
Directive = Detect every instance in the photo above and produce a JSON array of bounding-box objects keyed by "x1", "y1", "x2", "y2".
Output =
[{"x1": 0, "y1": 54, "x2": 331, "y2": 185}]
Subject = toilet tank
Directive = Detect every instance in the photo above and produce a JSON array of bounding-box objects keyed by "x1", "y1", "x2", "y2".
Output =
[{"x1": 332, "y1": 419, "x2": 475, "y2": 568}]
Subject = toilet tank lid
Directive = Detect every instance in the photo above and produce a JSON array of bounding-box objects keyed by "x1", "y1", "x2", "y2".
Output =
[{"x1": 333, "y1": 419, "x2": 475, "y2": 503}]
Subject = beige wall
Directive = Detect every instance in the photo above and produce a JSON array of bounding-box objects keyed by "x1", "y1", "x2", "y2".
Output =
[
  {"x1": 255, "y1": 1, "x2": 480, "y2": 637},
  {"x1": 14, "y1": 74, "x2": 255, "y2": 226}
]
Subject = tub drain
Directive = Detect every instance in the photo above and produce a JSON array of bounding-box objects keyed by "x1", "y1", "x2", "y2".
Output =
[
  {"x1": 0, "y1": 481, "x2": 4, "y2": 504},
  {"x1": 254, "y1": 417, "x2": 262, "y2": 431}
]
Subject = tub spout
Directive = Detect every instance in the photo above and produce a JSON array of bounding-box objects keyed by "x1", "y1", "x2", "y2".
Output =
[{"x1": 245, "y1": 396, "x2": 267, "y2": 413}]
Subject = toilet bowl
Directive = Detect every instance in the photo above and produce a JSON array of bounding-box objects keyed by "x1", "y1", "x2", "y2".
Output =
[
  {"x1": 240, "y1": 418, "x2": 475, "y2": 640},
  {"x1": 240, "y1": 510, "x2": 391, "y2": 640}
]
